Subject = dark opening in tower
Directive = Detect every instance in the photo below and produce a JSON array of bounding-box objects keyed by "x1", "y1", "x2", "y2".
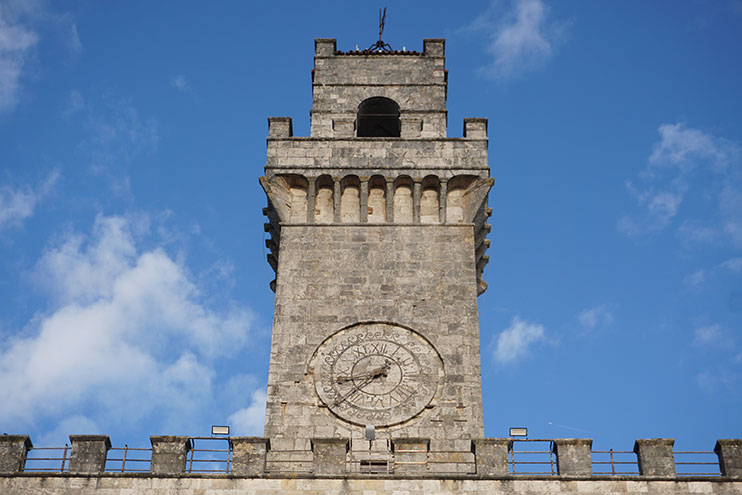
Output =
[{"x1": 357, "y1": 97, "x2": 401, "y2": 137}]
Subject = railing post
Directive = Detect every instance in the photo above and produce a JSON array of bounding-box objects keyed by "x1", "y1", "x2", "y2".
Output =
[
  {"x1": 69, "y1": 435, "x2": 111, "y2": 474},
  {"x1": 60, "y1": 444, "x2": 69, "y2": 472},
  {"x1": 552, "y1": 438, "x2": 593, "y2": 476},
  {"x1": 610, "y1": 449, "x2": 615, "y2": 475},
  {"x1": 472, "y1": 438, "x2": 509, "y2": 476},
  {"x1": 149, "y1": 436, "x2": 192, "y2": 475},
  {"x1": 231, "y1": 437, "x2": 270, "y2": 476},
  {"x1": 312, "y1": 438, "x2": 348, "y2": 475},
  {"x1": 392, "y1": 438, "x2": 429, "y2": 474},
  {"x1": 634, "y1": 438, "x2": 675, "y2": 477},
  {"x1": 121, "y1": 445, "x2": 128, "y2": 472},
  {"x1": 715, "y1": 439, "x2": 742, "y2": 478},
  {"x1": 0, "y1": 435, "x2": 32, "y2": 473}
]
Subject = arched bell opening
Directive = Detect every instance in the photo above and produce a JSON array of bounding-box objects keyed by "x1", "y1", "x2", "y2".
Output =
[{"x1": 357, "y1": 97, "x2": 401, "y2": 137}]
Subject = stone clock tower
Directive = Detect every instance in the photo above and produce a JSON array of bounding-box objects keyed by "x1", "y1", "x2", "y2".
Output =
[
  {"x1": 2, "y1": 36, "x2": 740, "y2": 495},
  {"x1": 260, "y1": 38, "x2": 492, "y2": 467}
]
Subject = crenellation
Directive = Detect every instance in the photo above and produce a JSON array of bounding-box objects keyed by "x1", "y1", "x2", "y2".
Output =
[{"x1": 68, "y1": 435, "x2": 111, "y2": 474}]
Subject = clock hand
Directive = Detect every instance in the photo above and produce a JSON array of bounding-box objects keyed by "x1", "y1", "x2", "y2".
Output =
[
  {"x1": 333, "y1": 362, "x2": 392, "y2": 406},
  {"x1": 333, "y1": 375, "x2": 374, "y2": 406},
  {"x1": 336, "y1": 363, "x2": 390, "y2": 384}
]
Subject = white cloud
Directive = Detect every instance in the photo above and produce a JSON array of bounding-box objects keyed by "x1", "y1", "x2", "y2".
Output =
[
  {"x1": 0, "y1": 214, "x2": 256, "y2": 433},
  {"x1": 71, "y1": 93, "x2": 159, "y2": 198},
  {"x1": 38, "y1": 415, "x2": 100, "y2": 446},
  {"x1": 228, "y1": 389, "x2": 267, "y2": 436},
  {"x1": 0, "y1": 2, "x2": 82, "y2": 113},
  {"x1": 464, "y1": 0, "x2": 565, "y2": 79},
  {"x1": 577, "y1": 305, "x2": 613, "y2": 333},
  {"x1": 720, "y1": 257, "x2": 742, "y2": 273},
  {"x1": 696, "y1": 366, "x2": 739, "y2": 394},
  {"x1": 0, "y1": 4, "x2": 38, "y2": 112},
  {"x1": 489, "y1": 316, "x2": 545, "y2": 365},
  {"x1": 64, "y1": 89, "x2": 84, "y2": 116},
  {"x1": 619, "y1": 123, "x2": 742, "y2": 244},
  {"x1": 171, "y1": 74, "x2": 189, "y2": 92},
  {"x1": 0, "y1": 170, "x2": 59, "y2": 231},
  {"x1": 683, "y1": 269, "x2": 707, "y2": 288},
  {"x1": 694, "y1": 324, "x2": 723, "y2": 345},
  {"x1": 649, "y1": 123, "x2": 738, "y2": 172}
]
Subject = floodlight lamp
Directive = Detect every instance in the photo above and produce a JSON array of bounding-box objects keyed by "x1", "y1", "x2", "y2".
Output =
[
  {"x1": 509, "y1": 427, "x2": 528, "y2": 437},
  {"x1": 365, "y1": 424, "x2": 376, "y2": 441},
  {"x1": 211, "y1": 425, "x2": 230, "y2": 436}
]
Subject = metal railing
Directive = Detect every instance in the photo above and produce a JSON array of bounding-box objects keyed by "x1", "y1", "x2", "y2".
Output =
[
  {"x1": 186, "y1": 437, "x2": 232, "y2": 474},
  {"x1": 675, "y1": 451, "x2": 721, "y2": 477},
  {"x1": 105, "y1": 445, "x2": 152, "y2": 473},
  {"x1": 23, "y1": 445, "x2": 70, "y2": 472},
  {"x1": 509, "y1": 439, "x2": 556, "y2": 475},
  {"x1": 17, "y1": 439, "x2": 725, "y2": 477},
  {"x1": 592, "y1": 449, "x2": 639, "y2": 475}
]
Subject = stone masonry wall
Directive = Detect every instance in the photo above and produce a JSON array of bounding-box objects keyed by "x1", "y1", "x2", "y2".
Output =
[
  {"x1": 264, "y1": 225, "x2": 484, "y2": 450},
  {"x1": 3, "y1": 476, "x2": 742, "y2": 495}
]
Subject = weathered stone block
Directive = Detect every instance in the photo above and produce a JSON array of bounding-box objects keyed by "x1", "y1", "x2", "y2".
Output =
[
  {"x1": 314, "y1": 38, "x2": 336, "y2": 57},
  {"x1": 716, "y1": 439, "x2": 742, "y2": 478},
  {"x1": 268, "y1": 117, "x2": 292, "y2": 137},
  {"x1": 552, "y1": 438, "x2": 592, "y2": 476},
  {"x1": 634, "y1": 438, "x2": 675, "y2": 477},
  {"x1": 393, "y1": 438, "x2": 429, "y2": 474},
  {"x1": 423, "y1": 38, "x2": 445, "y2": 57},
  {"x1": 149, "y1": 436, "x2": 191, "y2": 475},
  {"x1": 464, "y1": 118, "x2": 488, "y2": 139},
  {"x1": 0, "y1": 435, "x2": 32, "y2": 473},
  {"x1": 472, "y1": 438, "x2": 510, "y2": 476},
  {"x1": 232, "y1": 437, "x2": 270, "y2": 476},
  {"x1": 312, "y1": 438, "x2": 348, "y2": 475},
  {"x1": 69, "y1": 435, "x2": 111, "y2": 474}
]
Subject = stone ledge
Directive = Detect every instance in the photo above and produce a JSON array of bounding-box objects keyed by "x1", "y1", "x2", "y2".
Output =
[{"x1": 2, "y1": 472, "x2": 740, "y2": 482}]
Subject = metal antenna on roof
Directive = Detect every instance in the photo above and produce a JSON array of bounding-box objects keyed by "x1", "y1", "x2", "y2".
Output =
[{"x1": 368, "y1": 7, "x2": 392, "y2": 52}]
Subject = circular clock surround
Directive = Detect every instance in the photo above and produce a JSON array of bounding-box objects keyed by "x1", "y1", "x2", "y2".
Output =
[{"x1": 311, "y1": 322, "x2": 444, "y2": 427}]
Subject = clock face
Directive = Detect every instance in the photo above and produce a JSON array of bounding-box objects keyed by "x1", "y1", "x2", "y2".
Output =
[{"x1": 312, "y1": 322, "x2": 444, "y2": 427}]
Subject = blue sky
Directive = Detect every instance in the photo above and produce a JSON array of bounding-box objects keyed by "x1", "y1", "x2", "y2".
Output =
[{"x1": 1, "y1": 0, "x2": 740, "y2": 453}]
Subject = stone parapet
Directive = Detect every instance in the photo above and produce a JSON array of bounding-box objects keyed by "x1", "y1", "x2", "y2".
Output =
[
  {"x1": 69, "y1": 435, "x2": 111, "y2": 474},
  {"x1": 0, "y1": 435, "x2": 32, "y2": 473},
  {"x1": 393, "y1": 438, "x2": 429, "y2": 474},
  {"x1": 472, "y1": 438, "x2": 510, "y2": 476},
  {"x1": 716, "y1": 439, "x2": 742, "y2": 478},
  {"x1": 232, "y1": 437, "x2": 270, "y2": 476},
  {"x1": 634, "y1": 438, "x2": 675, "y2": 477},
  {"x1": 149, "y1": 436, "x2": 192, "y2": 475},
  {"x1": 552, "y1": 438, "x2": 592, "y2": 476},
  {"x1": 312, "y1": 438, "x2": 348, "y2": 475},
  {"x1": 265, "y1": 137, "x2": 489, "y2": 174}
]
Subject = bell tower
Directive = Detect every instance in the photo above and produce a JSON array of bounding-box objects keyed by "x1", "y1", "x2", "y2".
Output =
[{"x1": 261, "y1": 38, "x2": 492, "y2": 462}]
